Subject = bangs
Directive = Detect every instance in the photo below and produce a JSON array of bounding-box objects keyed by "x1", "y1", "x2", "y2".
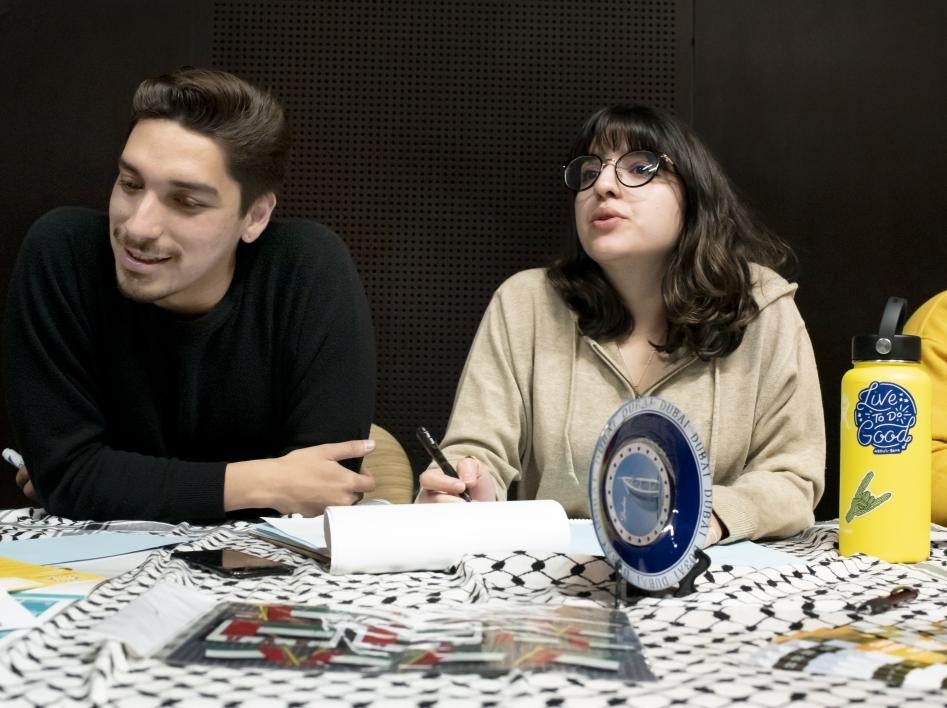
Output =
[{"x1": 574, "y1": 105, "x2": 666, "y2": 157}]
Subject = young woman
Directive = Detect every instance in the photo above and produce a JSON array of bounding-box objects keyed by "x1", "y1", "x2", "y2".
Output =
[{"x1": 418, "y1": 105, "x2": 825, "y2": 545}]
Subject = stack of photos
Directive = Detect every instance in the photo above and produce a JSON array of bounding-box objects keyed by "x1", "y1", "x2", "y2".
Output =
[{"x1": 160, "y1": 601, "x2": 654, "y2": 681}]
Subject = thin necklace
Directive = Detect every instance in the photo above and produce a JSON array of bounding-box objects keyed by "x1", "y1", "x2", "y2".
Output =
[{"x1": 621, "y1": 345, "x2": 657, "y2": 390}]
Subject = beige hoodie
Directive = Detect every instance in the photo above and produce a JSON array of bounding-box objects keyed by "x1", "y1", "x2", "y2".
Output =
[{"x1": 438, "y1": 263, "x2": 826, "y2": 542}]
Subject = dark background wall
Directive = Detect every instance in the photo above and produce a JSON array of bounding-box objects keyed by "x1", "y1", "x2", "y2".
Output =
[
  {"x1": 691, "y1": 0, "x2": 947, "y2": 519},
  {"x1": 1, "y1": 0, "x2": 943, "y2": 522}
]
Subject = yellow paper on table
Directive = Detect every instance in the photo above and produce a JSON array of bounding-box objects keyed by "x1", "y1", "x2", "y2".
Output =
[{"x1": 0, "y1": 556, "x2": 103, "y2": 592}]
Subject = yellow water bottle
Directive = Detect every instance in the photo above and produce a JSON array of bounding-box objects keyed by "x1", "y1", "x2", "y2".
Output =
[{"x1": 839, "y1": 297, "x2": 931, "y2": 562}]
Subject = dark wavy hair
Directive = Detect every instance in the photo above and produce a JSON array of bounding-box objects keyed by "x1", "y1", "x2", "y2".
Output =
[
  {"x1": 547, "y1": 104, "x2": 793, "y2": 360},
  {"x1": 129, "y1": 67, "x2": 291, "y2": 215}
]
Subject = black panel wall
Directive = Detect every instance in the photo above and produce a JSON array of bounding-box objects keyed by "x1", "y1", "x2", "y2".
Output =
[
  {"x1": 692, "y1": 0, "x2": 947, "y2": 521},
  {"x1": 208, "y1": 0, "x2": 692, "y2": 474},
  {"x1": 1, "y1": 1, "x2": 944, "y2": 520}
]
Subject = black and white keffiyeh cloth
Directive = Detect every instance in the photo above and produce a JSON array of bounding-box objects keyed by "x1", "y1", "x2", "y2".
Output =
[{"x1": 0, "y1": 508, "x2": 945, "y2": 707}]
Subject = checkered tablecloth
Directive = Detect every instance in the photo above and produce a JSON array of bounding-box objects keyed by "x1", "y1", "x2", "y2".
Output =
[{"x1": 1, "y1": 507, "x2": 945, "y2": 707}]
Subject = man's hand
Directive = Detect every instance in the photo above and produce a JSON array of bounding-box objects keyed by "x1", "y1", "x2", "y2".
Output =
[
  {"x1": 225, "y1": 439, "x2": 377, "y2": 516},
  {"x1": 417, "y1": 457, "x2": 497, "y2": 503},
  {"x1": 16, "y1": 465, "x2": 38, "y2": 503}
]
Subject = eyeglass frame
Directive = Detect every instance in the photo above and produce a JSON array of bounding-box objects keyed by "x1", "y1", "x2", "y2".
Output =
[{"x1": 562, "y1": 150, "x2": 676, "y2": 192}]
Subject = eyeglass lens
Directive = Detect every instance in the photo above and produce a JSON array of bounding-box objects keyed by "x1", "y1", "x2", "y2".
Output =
[{"x1": 564, "y1": 150, "x2": 662, "y2": 191}]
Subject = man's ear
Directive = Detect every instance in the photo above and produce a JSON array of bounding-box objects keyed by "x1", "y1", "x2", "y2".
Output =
[{"x1": 241, "y1": 192, "x2": 277, "y2": 244}]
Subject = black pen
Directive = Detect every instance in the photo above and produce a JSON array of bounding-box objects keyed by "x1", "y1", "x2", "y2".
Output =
[
  {"x1": 856, "y1": 585, "x2": 918, "y2": 615},
  {"x1": 416, "y1": 426, "x2": 472, "y2": 502}
]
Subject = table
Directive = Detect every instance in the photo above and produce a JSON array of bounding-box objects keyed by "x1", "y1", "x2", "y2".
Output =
[{"x1": 1, "y1": 507, "x2": 945, "y2": 707}]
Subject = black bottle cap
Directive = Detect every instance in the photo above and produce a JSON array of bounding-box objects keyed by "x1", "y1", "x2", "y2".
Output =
[{"x1": 852, "y1": 296, "x2": 921, "y2": 362}]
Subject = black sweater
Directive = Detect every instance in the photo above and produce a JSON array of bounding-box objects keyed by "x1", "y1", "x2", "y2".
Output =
[{"x1": 3, "y1": 207, "x2": 375, "y2": 522}]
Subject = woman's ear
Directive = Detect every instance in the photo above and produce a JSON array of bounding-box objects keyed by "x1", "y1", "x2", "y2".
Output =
[{"x1": 241, "y1": 192, "x2": 277, "y2": 244}]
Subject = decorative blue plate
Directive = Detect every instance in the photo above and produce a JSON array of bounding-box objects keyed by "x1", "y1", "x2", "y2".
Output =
[{"x1": 588, "y1": 396, "x2": 713, "y2": 592}]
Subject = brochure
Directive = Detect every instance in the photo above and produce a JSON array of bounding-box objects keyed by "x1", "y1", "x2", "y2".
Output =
[{"x1": 757, "y1": 620, "x2": 947, "y2": 689}]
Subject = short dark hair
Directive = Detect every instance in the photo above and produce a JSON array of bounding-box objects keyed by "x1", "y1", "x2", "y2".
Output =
[
  {"x1": 129, "y1": 67, "x2": 291, "y2": 214},
  {"x1": 547, "y1": 104, "x2": 793, "y2": 359}
]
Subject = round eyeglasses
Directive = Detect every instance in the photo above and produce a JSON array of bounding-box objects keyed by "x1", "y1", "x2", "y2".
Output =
[{"x1": 562, "y1": 150, "x2": 675, "y2": 191}]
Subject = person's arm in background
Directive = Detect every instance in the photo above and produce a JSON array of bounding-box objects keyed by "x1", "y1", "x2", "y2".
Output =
[{"x1": 905, "y1": 291, "x2": 947, "y2": 526}]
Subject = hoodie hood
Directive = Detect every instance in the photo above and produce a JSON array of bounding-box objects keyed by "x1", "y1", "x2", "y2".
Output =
[{"x1": 750, "y1": 262, "x2": 798, "y2": 312}]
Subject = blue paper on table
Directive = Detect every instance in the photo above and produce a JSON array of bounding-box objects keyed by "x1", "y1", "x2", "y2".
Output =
[
  {"x1": 0, "y1": 532, "x2": 185, "y2": 565},
  {"x1": 567, "y1": 520, "x2": 605, "y2": 556},
  {"x1": 706, "y1": 541, "x2": 806, "y2": 568},
  {"x1": 567, "y1": 520, "x2": 805, "y2": 568}
]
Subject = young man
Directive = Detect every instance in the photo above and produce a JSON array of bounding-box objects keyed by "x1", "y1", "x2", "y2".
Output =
[{"x1": 3, "y1": 68, "x2": 376, "y2": 521}]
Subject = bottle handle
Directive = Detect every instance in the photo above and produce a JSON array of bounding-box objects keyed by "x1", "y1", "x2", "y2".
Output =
[{"x1": 878, "y1": 297, "x2": 907, "y2": 340}]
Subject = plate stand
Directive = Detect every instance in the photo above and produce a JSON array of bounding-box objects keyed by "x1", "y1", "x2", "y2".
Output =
[{"x1": 613, "y1": 547, "x2": 711, "y2": 606}]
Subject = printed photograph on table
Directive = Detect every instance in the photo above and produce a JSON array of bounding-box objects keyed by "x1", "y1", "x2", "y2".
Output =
[
  {"x1": 160, "y1": 602, "x2": 654, "y2": 680},
  {"x1": 757, "y1": 620, "x2": 947, "y2": 689}
]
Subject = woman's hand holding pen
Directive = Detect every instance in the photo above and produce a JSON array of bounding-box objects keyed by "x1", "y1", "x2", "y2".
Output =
[{"x1": 417, "y1": 457, "x2": 497, "y2": 503}]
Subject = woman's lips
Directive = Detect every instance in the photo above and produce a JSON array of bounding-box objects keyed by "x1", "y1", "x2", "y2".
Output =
[{"x1": 591, "y1": 211, "x2": 625, "y2": 229}]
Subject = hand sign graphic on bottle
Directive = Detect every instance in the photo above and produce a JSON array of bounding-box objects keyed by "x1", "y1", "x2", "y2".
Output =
[{"x1": 844, "y1": 470, "x2": 892, "y2": 524}]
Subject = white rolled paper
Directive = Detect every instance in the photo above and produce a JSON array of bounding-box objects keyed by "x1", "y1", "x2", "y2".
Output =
[{"x1": 324, "y1": 500, "x2": 570, "y2": 574}]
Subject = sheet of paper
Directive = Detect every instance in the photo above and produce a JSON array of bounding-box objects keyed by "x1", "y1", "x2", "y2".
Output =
[
  {"x1": 0, "y1": 587, "x2": 38, "y2": 631},
  {"x1": 0, "y1": 556, "x2": 103, "y2": 592},
  {"x1": 68, "y1": 550, "x2": 158, "y2": 579},
  {"x1": 92, "y1": 580, "x2": 217, "y2": 658},
  {"x1": 0, "y1": 532, "x2": 185, "y2": 566},
  {"x1": 567, "y1": 520, "x2": 605, "y2": 556},
  {"x1": 706, "y1": 541, "x2": 806, "y2": 567},
  {"x1": 0, "y1": 592, "x2": 76, "y2": 649},
  {"x1": 564, "y1": 522, "x2": 806, "y2": 569},
  {"x1": 324, "y1": 499, "x2": 570, "y2": 574},
  {"x1": 258, "y1": 499, "x2": 391, "y2": 552},
  {"x1": 259, "y1": 515, "x2": 327, "y2": 550}
]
